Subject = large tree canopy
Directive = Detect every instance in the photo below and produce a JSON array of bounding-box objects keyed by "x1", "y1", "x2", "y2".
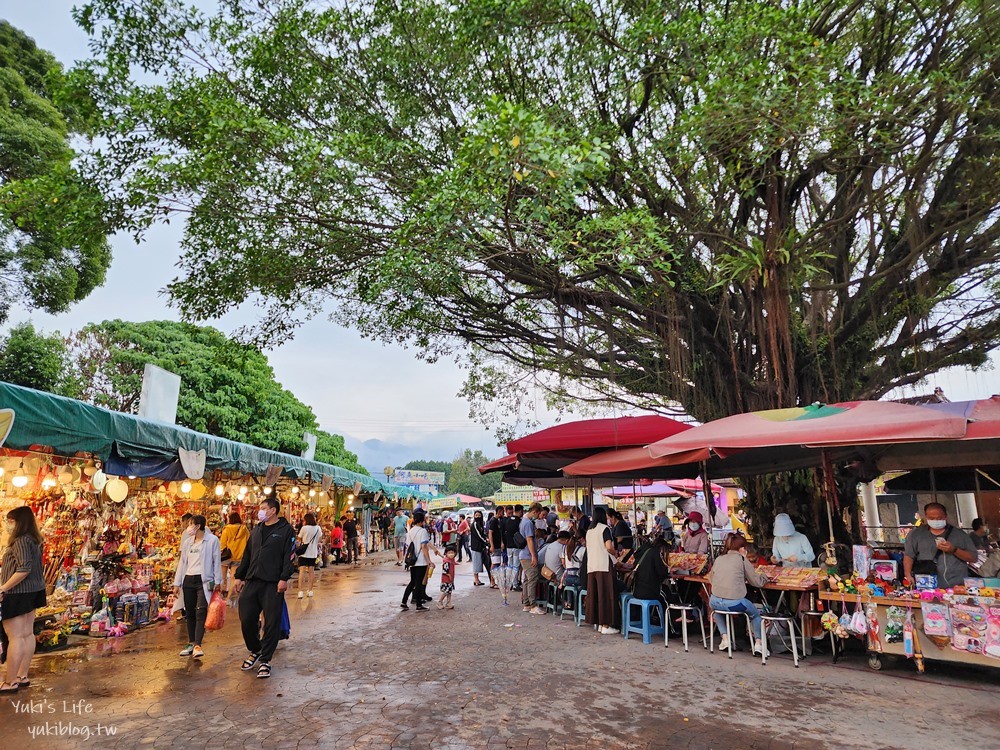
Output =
[
  {"x1": 0, "y1": 22, "x2": 112, "y2": 324},
  {"x1": 72, "y1": 0, "x2": 1000, "y2": 426},
  {"x1": 66, "y1": 320, "x2": 368, "y2": 473}
]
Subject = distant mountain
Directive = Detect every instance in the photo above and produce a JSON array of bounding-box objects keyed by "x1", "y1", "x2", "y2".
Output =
[{"x1": 344, "y1": 433, "x2": 503, "y2": 481}]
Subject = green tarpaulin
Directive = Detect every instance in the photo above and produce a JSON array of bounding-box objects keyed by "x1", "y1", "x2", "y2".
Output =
[{"x1": 0, "y1": 381, "x2": 429, "y2": 500}]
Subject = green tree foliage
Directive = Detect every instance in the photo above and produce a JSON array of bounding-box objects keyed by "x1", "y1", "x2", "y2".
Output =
[
  {"x1": 65, "y1": 320, "x2": 367, "y2": 473},
  {"x1": 448, "y1": 449, "x2": 502, "y2": 499},
  {"x1": 0, "y1": 322, "x2": 75, "y2": 395},
  {"x1": 0, "y1": 22, "x2": 112, "y2": 323},
  {"x1": 69, "y1": 1, "x2": 1000, "y2": 537},
  {"x1": 402, "y1": 459, "x2": 451, "y2": 487}
]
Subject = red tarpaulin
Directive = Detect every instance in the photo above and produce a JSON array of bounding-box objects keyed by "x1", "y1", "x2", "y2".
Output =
[
  {"x1": 562, "y1": 446, "x2": 708, "y2": 477},
  {"x1": 647, "y1": 401, "x2": 968, "y2": 459},
  {"x1": 506, "y1": 415, "x2": 691, "y2": 454}
]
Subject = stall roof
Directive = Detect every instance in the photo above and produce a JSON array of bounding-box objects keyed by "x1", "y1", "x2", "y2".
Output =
[{"x1": 0, "y1": 381, "x2": 430, "y2": 499}]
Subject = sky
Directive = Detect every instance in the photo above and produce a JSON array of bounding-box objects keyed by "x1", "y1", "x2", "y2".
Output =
[{"x1": 3, "y1": 3, "x2": 998, "y2": 474}]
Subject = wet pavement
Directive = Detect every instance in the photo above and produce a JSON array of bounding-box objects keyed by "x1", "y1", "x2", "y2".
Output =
[{"x1": 3, "y1": 554, "x2": 999, "y2": 749}]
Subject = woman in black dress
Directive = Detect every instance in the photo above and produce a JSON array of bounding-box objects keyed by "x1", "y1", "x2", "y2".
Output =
[{"x1": 1, "y1": 506, "x2": 47, "y2": 693}]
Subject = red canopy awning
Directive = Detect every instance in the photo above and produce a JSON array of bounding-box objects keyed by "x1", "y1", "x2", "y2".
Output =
[
  {"x1": 478, "y1": 454, "x2": 518, "y2": 474},
  {"x1": 563, "y1": 446, "x2": 709, "y2": 477},
  {"x1": 506, "y1": 415, "x2": 691, "y2": 454}
]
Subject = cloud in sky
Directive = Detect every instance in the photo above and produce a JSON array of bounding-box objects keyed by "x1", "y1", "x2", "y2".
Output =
[{"x1": 3, "y1": 2, "x2": 996, "y2": 470}]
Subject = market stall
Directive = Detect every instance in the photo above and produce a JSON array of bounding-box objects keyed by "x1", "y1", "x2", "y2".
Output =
[
  {"x1": 817, "y1": 572, "x2": 1000, "y2": 673},
  {"x1": 0, "y1": 381, "x2": 431, "y2": 651}
]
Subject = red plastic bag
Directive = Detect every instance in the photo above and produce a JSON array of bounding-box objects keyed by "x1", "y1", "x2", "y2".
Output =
[{"x1": 205, "y1": 591, "x2": 226, "y2": 631}]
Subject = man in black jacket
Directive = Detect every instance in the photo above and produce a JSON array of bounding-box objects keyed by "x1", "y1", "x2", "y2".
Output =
[{"x1": 233, "y1": 497, "x2": 296, "y2": 679}]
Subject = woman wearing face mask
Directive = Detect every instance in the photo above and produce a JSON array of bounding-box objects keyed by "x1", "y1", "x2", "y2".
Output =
[
  {"x1": 680, "y1": 511, "x2": 710, "y2": 555},
  {"x1": 769, "y1": 513, "x2": 815, "y2": 568},
  {"x1": 0, "y1": 507, "x2": 47, "y2": 693},
  {"x1": 173, "y1": 514, "x2": 223, "y2": 659}
]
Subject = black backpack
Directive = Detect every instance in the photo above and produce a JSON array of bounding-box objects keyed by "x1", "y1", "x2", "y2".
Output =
[{"x1": 404, "y1": 541, "x2": 418, "y2": 569}]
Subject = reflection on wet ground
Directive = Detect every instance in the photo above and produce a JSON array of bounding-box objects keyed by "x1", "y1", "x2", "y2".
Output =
[{"x1": 3, "y1": 556, "x2": 999, "y2": 749}]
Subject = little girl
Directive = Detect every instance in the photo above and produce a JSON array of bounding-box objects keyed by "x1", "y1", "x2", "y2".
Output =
[{"x1": 437, "y1": 545, "x2": 458, "y2": 610}]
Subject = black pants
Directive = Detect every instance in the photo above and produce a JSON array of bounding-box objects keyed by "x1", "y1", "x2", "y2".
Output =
[
  {"x1": 402, "y1": 565, "x2": 428, "y2": 606},
  {"x1": 457, "y1": 534, "x2": 472, "y2": 561},
  {"x1": 238, "y1": 579, "x2": 284, "y2": 662},
  {"x1": 182, "y1": 575, "x2": 208, "y2": 646}
]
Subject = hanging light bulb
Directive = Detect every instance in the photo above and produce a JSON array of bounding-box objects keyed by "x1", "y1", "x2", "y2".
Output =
[
  {"x1": 348, "y1": 493, "x2": 355, "y2": 501},
  {"x1": 291, "y1": 486, "x2": 300, "y2": 495},
  {"x1": 309, "y1": 488, "x2": 316, "y2": 498},
  {"x1": 263, "y1": 485, "x2": 272, "y2": 495},
  {"x1": 0, "y1": 466, "x2": 5, "y2": 478},
  {"x1": 12, "y1": 462, "x2": 29, "y2": 488},
  {"x1": 215, "y1": 484, "x2": 225, "y2": 497},
  {"x1": 41, "y1": 474, "x2": 58, "y2": 490},
  {"x1": 180, "y1": 480, "x2": 193, "y2": 494}
]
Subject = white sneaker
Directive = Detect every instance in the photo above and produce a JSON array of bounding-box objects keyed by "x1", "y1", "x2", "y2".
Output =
[
  {"x1": 529, "y1": 606, "x2": 546, "y2": 615},
  {"x1": 523, "y1": 606, "x2": 532, "y2": 612},
  {"x1": 297, "y1": 591, "x2": 304, "y2": 599},
  {"x1": 307, "y1": 591, "x2": 314, "y2": 598},
  {"x1": 600, "y1": 626, "x2": 620, "y2": 635},
  {"x1": 717, "y1": 635, "x2": 730, "y2": 652},
  {"x1": 753, "y1": 639, "x2": 763, "y2": 655}
]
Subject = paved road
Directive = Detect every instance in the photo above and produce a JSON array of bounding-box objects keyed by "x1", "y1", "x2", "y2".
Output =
[{"x1": 3, "y1": 556, "x2": 999, "y2": 749}]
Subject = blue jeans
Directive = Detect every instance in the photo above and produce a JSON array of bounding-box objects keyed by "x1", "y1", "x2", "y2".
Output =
[{"x1": 709, "y1": 595, "x2": 762, "y2": 640}]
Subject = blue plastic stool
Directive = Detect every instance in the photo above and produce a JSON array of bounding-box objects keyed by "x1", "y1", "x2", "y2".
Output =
[
  {"x1": 620, "y1": 591, "x2": 633, "y2": 613},
  {"x1": 560, "y1": 585, "x2": 579, "y2": 621},
  {"x1": 576, "y1": 589, "x2": 588, "y2": 626},
  {"x1": 544, "y1": 580, "x2": 559, "y2": 613},
  {"x1": 624, "y1": 598, "x2": 666, "y2": 644}
]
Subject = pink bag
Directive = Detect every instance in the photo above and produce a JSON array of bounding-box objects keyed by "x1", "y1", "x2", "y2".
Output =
[{"x1": 205, "y1": 591, "x2": 226, "y2": 631}]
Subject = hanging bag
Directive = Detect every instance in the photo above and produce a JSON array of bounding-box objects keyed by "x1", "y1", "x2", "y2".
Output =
[{"x1": 205, "y1": 591, "x2": 226, "y2": 630}]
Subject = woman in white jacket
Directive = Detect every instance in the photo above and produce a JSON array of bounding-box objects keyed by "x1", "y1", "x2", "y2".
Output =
[{"x1": 173, "y1": 514, "x2": 223, "y2": 659}]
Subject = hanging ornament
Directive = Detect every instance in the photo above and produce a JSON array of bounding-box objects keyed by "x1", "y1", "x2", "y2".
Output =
[{"x1": 105, "y1": 478, "x2": 129, "y2": 503}]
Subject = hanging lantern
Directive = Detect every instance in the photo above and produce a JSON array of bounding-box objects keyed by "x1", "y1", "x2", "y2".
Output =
[
  {"x1": 180, "y1": 480, "x2": 193, "y2": 495},
  {"x1": 215, "y1": 483, "x2": 225, "y2": 497},
  {"x1": 12, "y1": 462, "x2": 29, "y2": 488},
  {"x1": 105, "y1": 478, "x2": 129, "y2": 503}
]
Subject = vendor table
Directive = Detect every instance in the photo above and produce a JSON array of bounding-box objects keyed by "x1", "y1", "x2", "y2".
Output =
[{"x1": 818, "y1": 591, "x2": 1000, "y2": 673}]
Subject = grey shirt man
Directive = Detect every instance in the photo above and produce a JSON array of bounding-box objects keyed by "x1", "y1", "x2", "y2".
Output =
[{"x1": 904, "y1": 524, "x2": 979, "y2": 588}]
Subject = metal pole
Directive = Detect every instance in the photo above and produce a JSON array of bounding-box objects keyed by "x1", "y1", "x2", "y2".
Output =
[
  {"x1": 700, "y1": 461, "x2": 716, "y2": 562},
  {"x1": 930, "y1": 466, "x2": 938, "y2": 506}
]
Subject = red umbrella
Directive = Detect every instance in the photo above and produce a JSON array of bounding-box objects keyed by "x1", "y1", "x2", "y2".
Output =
[
  {"x1": 647, "y1": 401, "x2": 968, "y2": 459},
  {"x1": 506, "y1": 415, "x2": 690, "y2": 454},
  {"x1": 562, "y1": 446, "x2": 707, "y2": 477}
]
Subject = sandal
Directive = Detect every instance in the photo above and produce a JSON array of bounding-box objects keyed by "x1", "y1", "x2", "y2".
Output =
[
  {"x1": 0, "y1": 682, "x2": 19, "y2": 693},
  {"x1": 16, "y1": 676, "x2": 30, "y2": 687},
  {"x1": 489, "y1": 584, "x2": 499, "y2": 589}
]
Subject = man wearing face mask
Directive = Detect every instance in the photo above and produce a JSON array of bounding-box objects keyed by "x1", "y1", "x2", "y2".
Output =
[
  {"x1": 232, "y1": 498, "x2": 296, "y2": 679},
  {"x1": 903, "y1": 503, "x2": 978, "y2": 588}
]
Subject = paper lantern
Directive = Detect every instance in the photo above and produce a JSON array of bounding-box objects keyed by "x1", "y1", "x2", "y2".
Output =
[
  {"x1": 91, "y1": 471, "x2": 108, "y2": 492},
  {"x1": 105, "y1": 478, "x2": 129, "y2": 503}
]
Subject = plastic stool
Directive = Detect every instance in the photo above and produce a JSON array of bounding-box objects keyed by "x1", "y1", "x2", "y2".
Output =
[
  {"x1": 710, "y1": 609, "x2": 755, "y2": 659},
  {"x1": 799, "y1": 610, "x2": 823, "y2": 657},
  {"x1": 620, "y1": 591, "x2": 633, "y2": 613},
  {"x1": 624, "y1": 598, "x2": 665, "y2": 644},
  {"x1": 560, "y1": 585, "x2": 579, "y2": 621},
  {"x1": 760, "y1": 614, "x2": 800, "y2": 667},
  {"x1": 544, "y1": 580, "x2": 558, "y2": 613},
  {"x1": 576, "y1": 589, "x2": 588, "y2": 627},
  {"x1": 666, "y1": 604, "x2": 707, "y2": 652}
]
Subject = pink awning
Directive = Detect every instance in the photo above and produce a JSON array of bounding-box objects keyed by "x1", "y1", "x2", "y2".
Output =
[{"x1": 648, "y1": 401, "x2": 968, "y2": 459}]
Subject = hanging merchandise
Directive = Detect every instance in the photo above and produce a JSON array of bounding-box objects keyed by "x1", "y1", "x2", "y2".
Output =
[
  {"x1": 903, "y1": 612, "x2": 915, "y2": 657},
  {"x1": 950, "y1": 603, "x2": 988, "y2": 655},
  {"x1": 886, "y1": 606, "x2": 906, "y2": 644}
]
